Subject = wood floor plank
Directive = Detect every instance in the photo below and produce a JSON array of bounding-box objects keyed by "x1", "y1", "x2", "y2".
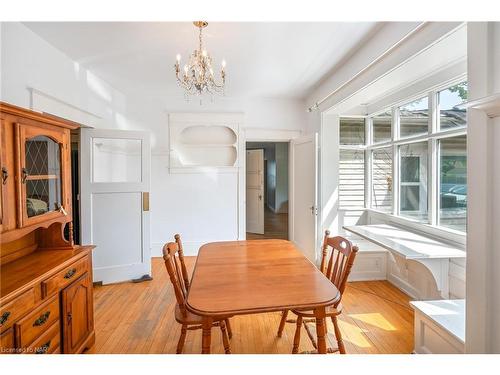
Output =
[{"x1": 92, "y1": 257, "x2": 414, "y2": 354}]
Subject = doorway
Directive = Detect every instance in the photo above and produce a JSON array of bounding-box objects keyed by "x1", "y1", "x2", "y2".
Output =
[{"x1": 246, "y1": 142, "x2": 289, "y2": 240}]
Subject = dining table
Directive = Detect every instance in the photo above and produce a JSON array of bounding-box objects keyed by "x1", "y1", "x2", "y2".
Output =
[{"x1": 185, "y1": 239, "x2": 341, "y2": 354}]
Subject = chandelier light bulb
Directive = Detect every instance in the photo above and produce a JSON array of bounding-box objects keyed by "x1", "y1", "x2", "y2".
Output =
[
  {"x1": 176, "y1": 54, "x2": 181, "y2": 62},
  {"x1": 221, "y1": 59, "x2": 226, "y2": 69}
]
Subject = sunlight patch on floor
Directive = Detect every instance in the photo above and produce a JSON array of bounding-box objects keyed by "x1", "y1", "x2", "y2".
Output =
[
  {"x1": 349, "y1": 313, "x2": 397, "y2": 331},
  {"x1": 337, "y1": 319, "x2": 372, "y2": 348}
]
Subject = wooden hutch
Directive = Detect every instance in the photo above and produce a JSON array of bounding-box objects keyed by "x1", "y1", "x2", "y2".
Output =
[{"x1": 0, "y1": 102, "x2": 95, "y2": 354}]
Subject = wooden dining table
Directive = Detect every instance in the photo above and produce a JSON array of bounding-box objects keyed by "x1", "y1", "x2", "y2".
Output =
[{"x1": 185, "y1": 239, "x2": 341, "y2": 354}]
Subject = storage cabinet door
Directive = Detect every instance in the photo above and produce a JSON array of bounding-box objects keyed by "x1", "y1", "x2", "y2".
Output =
[
  {"x1": 0, "y1": 117, "x2": 16, "y2": 233},
  {"x1": 0, "y1": 119, "x2": 4, "y2": 232},
  {"x1": 16, "y1": 122, "x2": 71, "y2": 228},
  {"x1": 61, "y1": 272, "x2": 93, "y2": 353}
]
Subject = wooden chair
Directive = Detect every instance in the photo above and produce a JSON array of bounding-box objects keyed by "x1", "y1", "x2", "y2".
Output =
[
  {"x1": 173, "y1": 233, "x2": 232, "y2": 340},
  {"x1": 162, "y1": 241, "x2": 232, "y2": 354},
  {"x1": 277, "y1": 230, "x2": 358, "y2": 354}
]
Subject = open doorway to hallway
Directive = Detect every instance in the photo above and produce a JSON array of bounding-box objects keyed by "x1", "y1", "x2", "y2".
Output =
[{"x1": 246, "y1": 142, "x2": 289, "y2": 240}]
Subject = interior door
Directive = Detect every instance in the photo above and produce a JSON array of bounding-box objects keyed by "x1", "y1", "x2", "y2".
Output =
[
  {"x1": 291, "y1": 133, "x2": 318, "y2": 263},
  {"x1": 80, "y1": 128, "x2": 151, "y2": 284},
  {"x1": 246, "y1": 149, "x2": 264, "y2": 234}
]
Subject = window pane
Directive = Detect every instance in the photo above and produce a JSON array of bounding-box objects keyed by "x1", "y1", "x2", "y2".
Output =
[
  {"x1": 399, "y1": 97, "x2": 429, "y2": 138},
  {"x1": 25, "y1": 136, "x2": 62, "y2": 217},
  {"x1": 92, "y1": 138, "x2": 142, "y2": 182},
  {"x1": 371, "y1": 147, "x2": 393, "y2": 213},
  {"x1": 339, "y1": 150, "x2": 365, "y2": 209},
  {"x1": 340, "y1": 118, "x2": 365, "y2": 145},
  {"x1": 439, "y1": 135, "x2": 467, "y2": 232},
  {"x1": 372, "y1": 111, "x2": 392, "y2": 143},
  {"x1": 399, "y1": 142, "x2": 428, "y2": 222},
  {"x1": 439, "y1": 82, "x2": 467, "y2": 130}
]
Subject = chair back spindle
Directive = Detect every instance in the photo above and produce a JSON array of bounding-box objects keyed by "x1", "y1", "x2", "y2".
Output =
[
  {"x1": 320, "y1": 232, "x2": 359, "y2": 297},
  {"x1": 162, "y1": 242, "x2": 190, "y2": 316},
  {"x1": 174, "y1": 234, "x2": 190, "y2": 290}
]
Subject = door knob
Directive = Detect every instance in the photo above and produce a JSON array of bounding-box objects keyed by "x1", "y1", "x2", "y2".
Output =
[{"x1": 258, "y1": 194, "x2": 262, "y2": 200}]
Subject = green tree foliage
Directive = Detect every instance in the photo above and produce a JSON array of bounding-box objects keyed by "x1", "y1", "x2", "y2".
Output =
[{"x1": 448, "y1": 82, "x2": 468, "y2": 101}]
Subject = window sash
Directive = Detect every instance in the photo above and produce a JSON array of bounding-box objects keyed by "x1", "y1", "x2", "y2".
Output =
[{"x1": 357, "y1": 80, "x2": 468, "y2": 234}]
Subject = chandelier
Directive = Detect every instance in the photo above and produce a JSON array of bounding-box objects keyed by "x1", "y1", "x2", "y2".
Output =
[{"x1": 174, "y1": 21, "x2": 226, "y2": 96}]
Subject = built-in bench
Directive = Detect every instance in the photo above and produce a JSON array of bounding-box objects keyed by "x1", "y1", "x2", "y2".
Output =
[
  {"x1": 343, "y1": 224, "x2": 466, "y2": 299},
  {"x1": 410, "y1": 299, "x2": 465, "y2": 354},
  {"x1": 342, "y1": 233, "x2": 389, "y2": 281},
  {"x1": 341, "y1": 224, "x2": 466, "y2": 353}
]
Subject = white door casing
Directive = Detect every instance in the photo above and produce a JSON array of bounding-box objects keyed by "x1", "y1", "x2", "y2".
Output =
[
  {"x1": 80, "y1": 128, "x2": 151, "y2": 284},
  {"x1": 290, "y1": 133, "x2": 318, "y2": 263},
  {"x1": 246, "y1": 149, "x2": 264, "y2": 234}
]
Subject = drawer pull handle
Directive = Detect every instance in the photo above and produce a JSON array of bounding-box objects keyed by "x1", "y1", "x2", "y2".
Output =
[
  {"x1": 35, "y1": 340, "x2": 51, "y2": 354},
  {"x1": 33, "y1": 311, "x2": 51, "y2": 327},
  {"x1": 64, "y1": 268, "x2": 77, "y2": 279},
  {"x1": 0, "y1": 311, "x2": 11, "y2": 326}
]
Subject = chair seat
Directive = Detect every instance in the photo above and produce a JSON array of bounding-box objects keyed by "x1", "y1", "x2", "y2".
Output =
[
  {"x1": 174, "y1": 304, "x2": 229, "y2": 325},
  {"x1": 291, "y1": 303, "x2": 343, "y2": 318}
]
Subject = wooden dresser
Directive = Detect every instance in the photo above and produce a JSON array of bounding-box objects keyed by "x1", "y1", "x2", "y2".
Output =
[{"x1": 0, "y1": 102, "x2": 95, "y2": 354}]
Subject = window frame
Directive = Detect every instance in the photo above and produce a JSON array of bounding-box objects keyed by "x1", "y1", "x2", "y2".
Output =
[{"x1": 339, "y1": 78, "x2": 468, "y2": 236}]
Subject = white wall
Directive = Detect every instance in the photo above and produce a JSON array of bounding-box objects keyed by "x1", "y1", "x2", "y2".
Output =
[
  {"x1": 0, "y1": 22, "x2": 307, "y2": 256},
  {"x1": 466, "y1": 22, "x2": 500, "y2": 354}
]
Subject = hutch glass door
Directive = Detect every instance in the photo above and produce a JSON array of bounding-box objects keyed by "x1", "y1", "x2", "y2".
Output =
[{"x1": 24, "y1": 135, "x2": 63, "y2": 218}]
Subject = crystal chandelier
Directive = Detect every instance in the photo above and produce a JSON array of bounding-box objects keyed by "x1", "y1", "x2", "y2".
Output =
[{"x1": 174, "y1": 21, "x2": 226, "y2": 96}]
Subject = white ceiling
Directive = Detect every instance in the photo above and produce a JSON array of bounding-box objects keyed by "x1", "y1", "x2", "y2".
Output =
[{"x1": 23, "y1": 22, "x2": 380, "y2": 99}]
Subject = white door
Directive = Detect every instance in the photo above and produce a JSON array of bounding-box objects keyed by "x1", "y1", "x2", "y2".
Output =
[
  {"x1": 291, "y1": 134, "x2": 318, "y2": 263},
  {"x1": 80, "y1": 128, "x2": 151, "y2": 284},
  {"x1": 246, "y1": 149, "x2": 264, "y2": 234}
]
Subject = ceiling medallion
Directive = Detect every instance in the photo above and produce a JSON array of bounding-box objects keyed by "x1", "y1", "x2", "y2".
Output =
[{"x1": 174, "y1": 21, "x2": 226, "y2": 99}]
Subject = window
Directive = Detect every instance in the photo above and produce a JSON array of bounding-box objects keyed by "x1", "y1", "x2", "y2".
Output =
[
  {"x1": 399, "y1": 142, "x2": 428, "y2": 222},
  {"x1": 371, "y1": 147, "x2": 393, "y2": 213},
  {"x1": 340, "y1": 118, "x2": 365, "y2": 145},
  {"x1": 339, "y1": 150, "x2": 365, "y2": 209},
  {"x1": 340, "y1": 80, "x2": 468, "y2": 233},
  {"x1": 438, "y1": 82, "x2": 467, "y2": 130},
  {"x1": 399, "y1": 97, "x2": 429, "y2": 138},
  {"x1": 372, "y1": 111, "x2": 392, "y2": 143},
  {"x1": 439, "y1": 135, "x2": 467, "y2": 232}
]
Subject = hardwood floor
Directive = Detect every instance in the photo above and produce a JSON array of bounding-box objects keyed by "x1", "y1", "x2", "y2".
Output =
[
  {"x1": 246, "y1": 206, "x2": 288, "y2": 240},
  {"x1": 90, "y1": 257, "x2": 414, "y2": 354}
]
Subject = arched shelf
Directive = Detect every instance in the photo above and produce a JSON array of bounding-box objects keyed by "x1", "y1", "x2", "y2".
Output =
[{"x1": 168, "y1": 114, "x2": 242, "y2": 173}]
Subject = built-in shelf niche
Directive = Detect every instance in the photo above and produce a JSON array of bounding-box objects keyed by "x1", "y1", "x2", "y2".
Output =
[{"x1": 169, "y1": 113, "x2": 241, "y2": 173}]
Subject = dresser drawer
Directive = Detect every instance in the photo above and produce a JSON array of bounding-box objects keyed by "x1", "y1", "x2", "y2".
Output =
[
  {"x1": 24, "y1": 321, "x2": 60, "y2": 354},
  {"x1": 0, "y1": 328, "x2": 15, "y2": 354},
  {"x1": 15, "y1": 295, "x2": 60, "y2": 347},
  {"x1": 0, "y1": 288, "x2": 36, "y2": 331},
  {"x1": 41, "y1": 256, "x2": 88, "y2": 298}
]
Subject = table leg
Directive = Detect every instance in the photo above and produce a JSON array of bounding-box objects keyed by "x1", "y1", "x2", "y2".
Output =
[
  {"x1": 201, "y1": 317, "x2": 213, "y2": 354},
  {"x1": 314, "y1": 307, "x2": 327, "y2": 354}
]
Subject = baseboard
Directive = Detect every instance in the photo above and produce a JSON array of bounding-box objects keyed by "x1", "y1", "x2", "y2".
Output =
[{"x1": 387, "y1": 273, "x2": 419, "y2": 299}]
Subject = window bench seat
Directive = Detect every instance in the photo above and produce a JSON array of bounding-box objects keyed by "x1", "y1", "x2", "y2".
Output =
[
  {"x1": 341, "y1": 234, "x2": 389, "y2": 281},
  {"x1": 410, "y1": 299, "x2": 465, "y2": 353},
  {"x1": 343, "y1": 224, "x2": 466, "y2": 299}
]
